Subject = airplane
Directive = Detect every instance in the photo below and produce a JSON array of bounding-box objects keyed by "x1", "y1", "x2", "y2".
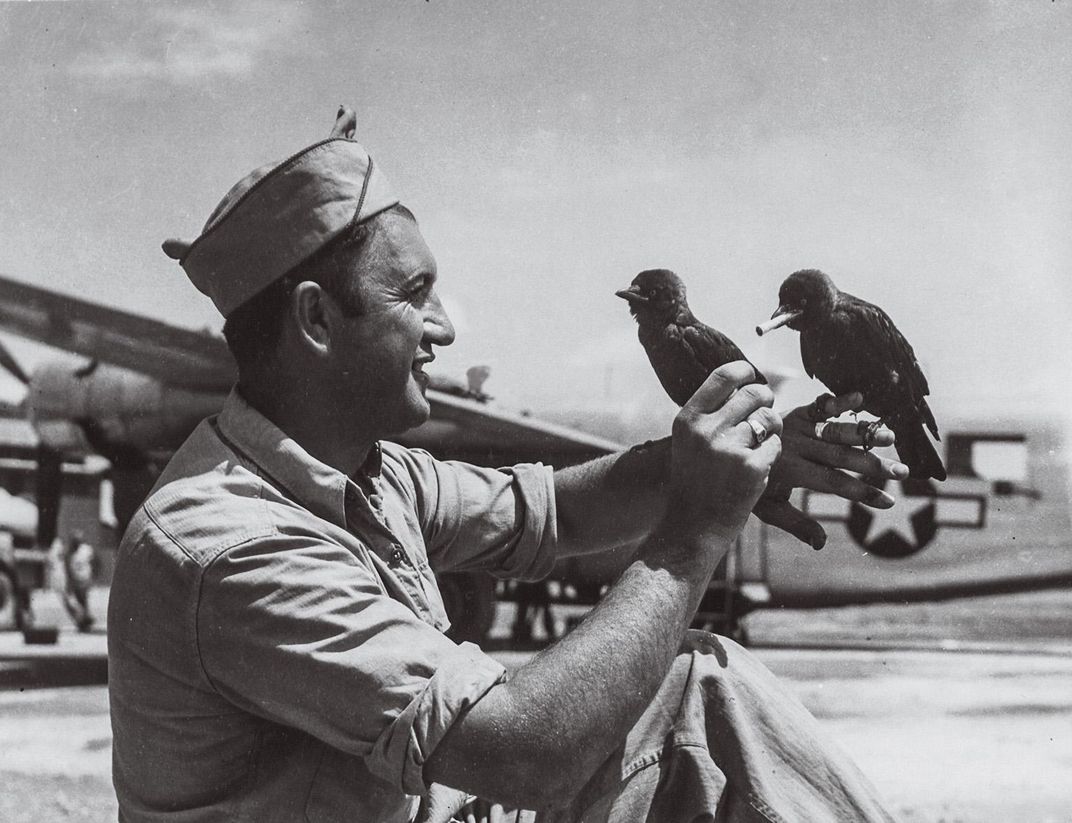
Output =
[{"x1": 1, "y1": 273, "x2": 1070, "y2": 648}]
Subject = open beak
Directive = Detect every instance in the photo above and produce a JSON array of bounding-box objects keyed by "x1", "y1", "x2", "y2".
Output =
[
  {"x1": 615, "y1": 286, "x2": 648, "y2": 304},
  {"x1": 755, "y1": 305, "x2": 802, "y2": 337}
]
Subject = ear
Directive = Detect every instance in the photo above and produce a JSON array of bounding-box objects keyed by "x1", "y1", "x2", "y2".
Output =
[{"x1": 289, "y1": 281, "x2": 336, "y2": 357}]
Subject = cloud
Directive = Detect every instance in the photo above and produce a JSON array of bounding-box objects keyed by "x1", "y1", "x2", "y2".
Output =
[{"x1": 67, "y1": 1, "x2": 308, "y2": 87}]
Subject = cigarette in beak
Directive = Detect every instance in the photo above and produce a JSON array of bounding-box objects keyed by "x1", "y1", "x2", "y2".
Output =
[{"x1": 755, "y1": 308, "x2": 802, "y2": 337}]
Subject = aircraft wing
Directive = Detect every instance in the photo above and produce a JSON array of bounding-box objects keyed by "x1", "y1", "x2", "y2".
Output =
[
  {"x1": 403, "y1": 391, "x2": 625, "y2": 466},
  {"x1": 0, "y1": 274, "x2": 235, "y2": 392}
]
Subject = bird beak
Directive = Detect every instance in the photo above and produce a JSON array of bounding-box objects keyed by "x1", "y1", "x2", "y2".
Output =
[
  {"x1": 615, "y1": 286, "x2": 648, "y2": 304},
  {"x1": 755, "y1": 305, "x2": 802, "y2": 337}
]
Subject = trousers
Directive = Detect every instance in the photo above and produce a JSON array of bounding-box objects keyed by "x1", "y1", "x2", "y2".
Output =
[{"x1": 429, "y1": 631, "x2": 899, "y2": 823}]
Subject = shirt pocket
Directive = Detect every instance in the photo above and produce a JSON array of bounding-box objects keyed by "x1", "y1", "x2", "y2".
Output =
[{"x1": 386, "y1": 556, "x2": 450, "y2": 632}]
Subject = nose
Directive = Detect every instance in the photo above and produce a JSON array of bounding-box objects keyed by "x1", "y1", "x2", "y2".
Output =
[{"x1": 423, "y1": 290, "x2": 456, "y2": 347}]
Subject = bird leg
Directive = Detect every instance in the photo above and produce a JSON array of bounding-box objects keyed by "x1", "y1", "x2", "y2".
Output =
[{"x1": 857, "y1": 418, "x2": 885, "y2": 451}]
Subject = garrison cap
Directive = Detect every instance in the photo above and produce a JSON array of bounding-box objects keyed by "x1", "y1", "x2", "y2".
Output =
[{"x1": 162, "y1": 106, "x2": 399, "y2": 318}]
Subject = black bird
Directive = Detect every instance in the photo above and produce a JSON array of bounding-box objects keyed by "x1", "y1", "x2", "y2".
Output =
[
  {"x1": 616, "y1": 268, "x2": 766, "y2": 407},
  {"x1": 758, "y1": 268, "x2": 946, "y2": 480}
]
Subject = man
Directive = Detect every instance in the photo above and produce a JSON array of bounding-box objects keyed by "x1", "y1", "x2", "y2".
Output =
[
  {"x1": 63, "y1": 531, "x2": 96, "y2": 631},
  {"x1": 110, "y1": 108, "x2": 906, "y2": 822}
]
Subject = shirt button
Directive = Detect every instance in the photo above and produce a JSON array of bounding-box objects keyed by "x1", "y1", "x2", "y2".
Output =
[{"x1": 389, "y1": 545, "x2": 406, "y2": 567}]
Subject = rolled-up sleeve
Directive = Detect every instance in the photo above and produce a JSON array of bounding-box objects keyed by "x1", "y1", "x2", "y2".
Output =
[
  {"x1": 196, "y1": 532, "x2": 506, "y2": 796},
  {"x1": 389, "y1": 447, "x2": 558, "y2": 580}
]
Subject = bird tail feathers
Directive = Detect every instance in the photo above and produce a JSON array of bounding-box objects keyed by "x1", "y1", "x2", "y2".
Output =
[
  {"x1": 921, "y1": 398, "x2": 939, "y2": 440},
  {"x1": 890, "y1": 414, "x2": 947, "y2": 481}
]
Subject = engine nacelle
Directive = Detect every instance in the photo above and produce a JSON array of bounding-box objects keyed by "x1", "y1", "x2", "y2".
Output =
[{"x1": 28, "y1": 361, "x2": 226, "y2": 455}]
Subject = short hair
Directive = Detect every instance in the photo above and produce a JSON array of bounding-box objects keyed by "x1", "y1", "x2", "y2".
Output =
[{"x1": 222, "y1": 203, "x2": 415, "y2": 373}]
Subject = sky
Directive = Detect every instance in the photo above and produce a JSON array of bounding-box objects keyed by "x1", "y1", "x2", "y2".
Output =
[{"x1": 0, "y1": 0, "x2": 1069, "y2": 436}]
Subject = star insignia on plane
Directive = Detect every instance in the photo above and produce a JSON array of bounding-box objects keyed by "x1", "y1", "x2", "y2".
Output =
[
  {"x1": 847, "y1": 479, "x2": 939, "y2": 558},
  {"x1": 802, "y1": 473, "x2": 988, "y2": 558}
]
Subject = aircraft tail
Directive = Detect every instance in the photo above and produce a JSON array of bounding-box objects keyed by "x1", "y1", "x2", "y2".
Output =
[{"x1": 890, "y1": 413, "x2": 947, "y2": 481}]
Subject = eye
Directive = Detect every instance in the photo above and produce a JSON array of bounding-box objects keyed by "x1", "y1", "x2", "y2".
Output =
[
  {"x1": 800, "y1": 297, "x2": 808, "y2": 307},
  {"x1": 408, "y1": 274, "x2": 434, "y2": 299}
]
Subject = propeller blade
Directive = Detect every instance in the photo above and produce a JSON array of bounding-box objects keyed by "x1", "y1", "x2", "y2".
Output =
[{"x1": 0, "y1": 337, "x2": 30, "y2": 385}]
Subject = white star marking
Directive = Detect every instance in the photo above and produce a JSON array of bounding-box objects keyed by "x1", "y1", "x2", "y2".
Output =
[{"x1": 864, "y1": 483, "x2": 932, "y2": 546}]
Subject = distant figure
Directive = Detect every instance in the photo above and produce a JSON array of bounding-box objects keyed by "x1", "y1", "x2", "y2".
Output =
[
  {"x1": 466, "y1": 365, "x2": 492, "y2": 401},
  {"x1": 47, "y1": 536, "x2": 67, "y2": 596},
  {"x1": 63, "y1": 531, "x2": 95, "y2": 631},
  {"x1": 510, "y1": 580, "x2": 557, "y2": 643}
]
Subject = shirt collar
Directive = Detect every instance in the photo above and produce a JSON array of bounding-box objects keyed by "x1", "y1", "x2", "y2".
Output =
[
  {"x1": 362, "y1": 441, "x2": 383, "y2": 478},
  {"x1": 216, "y1": 388, "x2": 380, "y2": 531}
]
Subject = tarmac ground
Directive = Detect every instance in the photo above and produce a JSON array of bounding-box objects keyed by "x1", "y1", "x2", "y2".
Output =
[{"x1": 1, "y1": 587, "x2": 1070, "y2": 822}]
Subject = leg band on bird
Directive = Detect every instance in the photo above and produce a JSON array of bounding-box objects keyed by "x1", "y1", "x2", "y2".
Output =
[{"x1": 858, "y1": 418, "x2": 885, "y2": 451}]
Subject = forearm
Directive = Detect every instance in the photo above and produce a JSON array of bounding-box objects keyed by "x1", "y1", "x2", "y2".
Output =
[
  {"x1": 553, "y1": 437, "x2": 672, "y2": 557},
  {"x1": 426, "y1": 365, "x2": 780, "y2": 806},
  {"x1": 424, "y1": 523, "x2": 726, "y2": 806}
]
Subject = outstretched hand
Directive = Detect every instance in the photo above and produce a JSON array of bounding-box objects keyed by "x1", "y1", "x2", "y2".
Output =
[{"x1": 751, "y1": 392, "x2": 909, "y2": 550}]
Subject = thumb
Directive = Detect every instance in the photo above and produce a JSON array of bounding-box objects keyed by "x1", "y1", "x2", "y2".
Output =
[{"x1": 751, "y1": 497, "x2": 827, "y2": 550}]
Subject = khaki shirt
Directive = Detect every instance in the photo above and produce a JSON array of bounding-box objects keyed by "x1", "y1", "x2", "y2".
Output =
[{"x1": 108, "y1": 389, "x2": 557, "y2": 822}]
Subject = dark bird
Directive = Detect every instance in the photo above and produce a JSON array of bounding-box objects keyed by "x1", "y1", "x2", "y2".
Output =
[
  {"x1": 757, "y1": 268, "x2": 946, "y2": 480},
  {"x1": 616, "y1": 268, "x2": 766, "y2": 407}
]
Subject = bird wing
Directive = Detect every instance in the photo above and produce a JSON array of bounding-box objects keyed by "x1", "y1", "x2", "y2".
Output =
[
  {"x1": 682, "y1": 322, "x2": 767, "y2": 384},
  {"x1": 799, "y1": 329, "x2": 819, "y2": 380},
  {"x1": 839, "y1": 293, "x2": 931, "y2": 403}
]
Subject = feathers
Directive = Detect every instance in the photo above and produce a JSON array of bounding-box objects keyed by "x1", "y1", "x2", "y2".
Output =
[
  {"x1": 617, "y1": 269, "x2": 765, "y2": 408},
  {"x1": 775, "y1": 269, "x2": 946, "y2": 481}
]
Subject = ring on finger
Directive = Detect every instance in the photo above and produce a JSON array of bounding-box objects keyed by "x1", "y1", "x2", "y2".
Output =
[
  {"x1": 814, "y1": 421, "x2": 829, "y2": 440},
  {"x1": 747, "y1": 417, "x2": 768, "y2": 447}
]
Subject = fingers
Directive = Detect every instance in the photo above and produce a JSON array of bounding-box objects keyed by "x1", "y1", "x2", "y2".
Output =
[
  {"x1": 816, "y1": 391, "x2": 864, "y2": 418},
  {"x1": 460, "y1": 798, "x2": 505, "y2": 823},
  {"x1": 782, "y1": 399, "x2": 909, "y2": 479},
  {"x1": 683, "y1": 361, "x2": 759, "y2": 415},
  {"x1": 734, "y1": 406, "x2": 782, "y2": 448},
  {"x1": 721, "y1": 380, "x2": 775, "y2": 424},
  {"x1": 752, "y1": 496, "x2": 827, "y2": 550},
  {"x1": 860, "y1": 455, "x2": 910, "y2": 484},
  {"x1": 797, "y1": 433, "x2": 909, "y2": 481},
  {"x1": 783, "y1": 458, "x2": 896, "y2": 507},
  {"x1": 813, "y1": 420, "x2": 894, "y2": 449},
  {"x1": 802, "y1": 391, "x2": 864, "y2": 423},
  {"x1": 752, "y1": 433, "x2": 782, "y2": 467},
  {"x1": 668, "y1": 363, "x2": 783, "y2": 542}
]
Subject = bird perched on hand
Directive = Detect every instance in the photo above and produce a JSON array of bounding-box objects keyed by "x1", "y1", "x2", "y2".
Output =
[
  {"x1": 616, "y1": 268, "x2": 766, "y2": 407},
  {"x1": 757, "y1": 268, "x2": 946, "y2": 480}
]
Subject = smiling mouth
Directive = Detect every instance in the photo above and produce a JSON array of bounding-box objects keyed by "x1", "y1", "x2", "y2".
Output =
[{"x1": 412, "y1": 358, "x2": 433, "y2": 382}]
